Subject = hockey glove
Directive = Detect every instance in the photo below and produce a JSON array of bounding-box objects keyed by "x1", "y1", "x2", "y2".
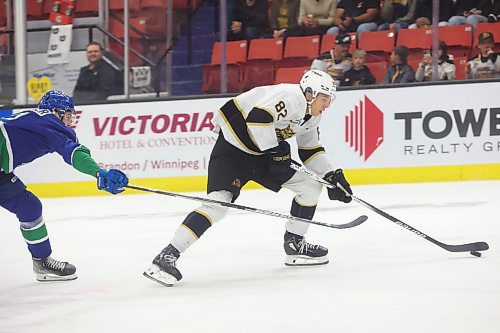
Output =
[
  {"x1": 324, "y1": 169, "x2": 352, "y2": 203},
  {"x1": 266, "y1": 141, "x2": 291, "y2": 170},
  {"x1": 97, "y1": 169, "x2": 129, "y2": 195}
]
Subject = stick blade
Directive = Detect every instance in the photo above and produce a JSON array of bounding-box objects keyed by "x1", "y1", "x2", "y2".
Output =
[
  {"x1": 445, "y1": 241, "x2": 489, "y2": 252},
  {"x1": 336, "y1": 215, "x2": 368, "y2": 229}
]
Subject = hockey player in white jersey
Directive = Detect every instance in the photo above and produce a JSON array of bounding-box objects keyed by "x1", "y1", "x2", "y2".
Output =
[{"x1": 144, "y1": 70, "x2": 353, "y2": 286}]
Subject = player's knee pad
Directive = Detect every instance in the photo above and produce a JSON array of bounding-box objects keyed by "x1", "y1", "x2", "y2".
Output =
[
  {"x1": 0, "y1": 190, "x2": 43, "y2": 226},
  {"x1": 180, "y1": 191, "x2": 232, "y2": 239},
  {"x1": 293, "y1": 179, "x2": 322, "y2": 207},
  {"x1": 196, "y1": 190, "x2": 232, "y2": 224}
]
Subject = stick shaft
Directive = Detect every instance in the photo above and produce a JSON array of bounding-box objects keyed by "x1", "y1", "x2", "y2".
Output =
[
  {"x1": 290, "y1": 163, "x2": 489, "y2": 253},
  {"x1": 125, "y1": 184, "x2": 367, "y2": 229}
]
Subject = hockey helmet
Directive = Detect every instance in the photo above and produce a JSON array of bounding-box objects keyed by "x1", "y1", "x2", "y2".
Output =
[
  {"x1": 299, "y1": 70, "x2": 336, "y2": 101},
  {"x1": 38, "y1": 90, "x2": 75, "y2": 118}
]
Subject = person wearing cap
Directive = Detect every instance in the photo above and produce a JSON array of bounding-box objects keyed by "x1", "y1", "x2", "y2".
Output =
[
  {"x1": 467, "y1": 32, "x2": 500, "y2": 79},
  {"x1": 381, "y1": 45, "x2": 416, "y2": 84},
  {"x1": 310, "y1": 33, "x2": 353, "y2": 86},
  {"x1": 327, "y1": 0, "x2": 379, "y2": 37}
]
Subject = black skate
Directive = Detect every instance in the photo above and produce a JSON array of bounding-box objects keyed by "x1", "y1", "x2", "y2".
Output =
[
  {"x1": 32, "y1": 256, "x2": 77, "y2": 282},
  {"x1": 143, "y1": 244, "x2": 182, "y2": 287},
  {"x1": 284, "y1": 232, "x2": 329, "y2": 266}
]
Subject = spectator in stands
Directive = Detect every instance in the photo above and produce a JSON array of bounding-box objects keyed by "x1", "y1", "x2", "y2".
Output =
[
  {"x1": 381, "y1": 45, "x2": 415, "y2": 83},
  {"x1": 327, "y1": 0, "x2": 379, "y2": 37},
  {"x1": 378, "y1": 0, "x2": 418, "y2": 33},
  {"x1": 73, "y1": 42, "x2": 122, "y2": 103},
  {"x1": 486, "y1": 0, "x2": 500, "y2": 22},
  {"x1": 311, "y1": 33, "x2": 353, "y2": 86},
  {"x1": 292, "y1": 0, "x2": 337, "y2": 37},
  {"x1": 482, "y1": 0, "x2": 500, "y2": 22},
  {"x1": 415, "y1": 41, "x2": 456, "y2": 81},
  {"x1": 467, "y1": 32, "x2": 500, "y2": 79},
  {"x1": 409, "y1": 0, "x2": 454, "y2": 29},
  {"x1": 228, "y1": 0, "x2": 269, "y2": 41},
  {"x1": 448, "y1": 0, "x2": 489, "y2": 30},
  {"x1": 263, "y1": 0, "x2": 300, "y2": 39},
  {"x1": 341, "y1": 49, "x2": 376, "y2": 86}
]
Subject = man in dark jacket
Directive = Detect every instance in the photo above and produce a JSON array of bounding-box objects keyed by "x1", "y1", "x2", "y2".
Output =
[
  {"x1": 73, "y1": 42, "x2": 122, "y2": 103},
  {"x1": 228, "y1": 0, "x2": 269, "y2": 40}
]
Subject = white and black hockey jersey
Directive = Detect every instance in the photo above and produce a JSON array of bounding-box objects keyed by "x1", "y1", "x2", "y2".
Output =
[{"x1": 211, "y1": 83, "x2": 333, "y2": 177}]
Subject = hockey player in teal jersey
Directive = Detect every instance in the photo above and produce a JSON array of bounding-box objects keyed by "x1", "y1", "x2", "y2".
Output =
[{"x1": 0, "y1": 90, "x2": 129, "y2": 282}]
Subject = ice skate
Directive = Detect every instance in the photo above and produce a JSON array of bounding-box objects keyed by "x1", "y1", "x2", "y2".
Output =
[
  {"x1": 284, "y1": 232, "x2": 329, "y2": 266},
  {"x1": 143, "y1": 244, "x2": 182, "y2": 287},
  {"x1": 32, "y1": 256, "x2": 77, "y2": 282}
]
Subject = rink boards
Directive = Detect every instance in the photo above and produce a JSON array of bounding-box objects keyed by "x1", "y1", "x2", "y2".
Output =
[{"x1": 11, "y1": 81, "x2": 500, "y2": 197}]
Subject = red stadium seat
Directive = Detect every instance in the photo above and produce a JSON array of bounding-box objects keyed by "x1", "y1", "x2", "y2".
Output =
[
  {"x1": 202, "y1": 40, "x2": 248, "y2": 94},
  {"x1": 274, "y1": 66, "x2": 309, "y2": 84},
  {"x1": 27, "y1": 0, "x2": 44, "y2": 19},
  {"x1": 109, "y1": 39, "x2": 146, "y2": 67},
  {"x1": 438, "y1": 24, "x2": 473, "y2": 58},
  {"x1": 109, "y1": 0, "x2": 141, "y2": 11},
  {"x1": 0, "y1": 26, "x2": 8, "y2": 53},
  {"x1": 109, "y1": 9, "x2": 172, "y2": 37},
  {"x1": 42, "y1": 0, "x2": 53, "y2": 15},
  {"x1": 408, "y1": 58, "x2": 420, "y2": 73},
  {"x1": 247, "y1": 38, "x2": 283, "y2": 61},
  {"x1": 397, "y1": 27, "x2": 433, "y2": 59},
  {"x1": 359, "y1": 30, "x2": 396, "y2": 61},
  {"x1": 453, "y1": 56, "x2": 468, "y2": 80},
  {"x1": 141, "y1": 0, "x2": 200, "y2": 8},
  {"x1": 242, "y1": 38, "x2": 284, "y2": 90},
  {"x1": 209, "y1": 40, "x2": 248, "y2": 65},
  {"x1": 109, "y1": 16, "x2": 146, "y2": 39},
  {"x1": 365, "y1": 62, "x2": 388, "y2": 84},
  {"x1": 281, "y1": 35, "x2": 320, "y2": 67},
  {"x1": 75, "y1": 0, "x2": 99, "y2": 13},
  {"x1": 0, "y1": 1, "x2": 6, "y2": 25}
]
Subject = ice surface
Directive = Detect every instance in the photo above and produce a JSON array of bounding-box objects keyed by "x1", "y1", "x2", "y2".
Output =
[{"x1": 1, "y1": 181, "x2": 499, "y2": 333}]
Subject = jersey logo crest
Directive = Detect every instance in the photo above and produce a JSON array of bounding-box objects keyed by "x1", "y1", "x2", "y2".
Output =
[{"x1": 275, "y1": 125, "x2": 295, "y2": 141}]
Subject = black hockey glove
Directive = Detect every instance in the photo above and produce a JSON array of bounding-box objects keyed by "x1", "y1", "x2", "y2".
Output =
[
  {"x1": 266, "y1": 141, "x2": 291, "y2": 170},
  {"x1": 324, "y1": 169, "x2": 353, "y2": 203}
]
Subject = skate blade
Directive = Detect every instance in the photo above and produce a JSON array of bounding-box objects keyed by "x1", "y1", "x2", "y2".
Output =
[
  {"x1": 285, "y1": 255, "x2": 329, "y2": 267},
  {"x1": 143, "y1": 264, "x2": 177, "y2": 287},
  {"x1": 36, "y1": 273, "x2": 78, "y2": 282}
]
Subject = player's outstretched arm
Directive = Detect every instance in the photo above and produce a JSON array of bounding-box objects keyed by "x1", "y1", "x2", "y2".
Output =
[
  {"x1": 97, "y1": 169, "x2": 129, "y2": 194},
  {"x1": 71, "y1": 145, "x2": 129, "y2": 194}
]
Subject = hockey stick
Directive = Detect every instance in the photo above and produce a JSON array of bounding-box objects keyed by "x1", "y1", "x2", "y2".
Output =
[
  {"x1": 125, "y1": 184, "x2": 368, "y2": 230},
  {"x1": 290, "y1": 162, "x2": 489, "y2": 256}
]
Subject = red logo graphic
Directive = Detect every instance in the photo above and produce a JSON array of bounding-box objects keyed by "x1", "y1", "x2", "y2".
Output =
[
  {"x1": 345, "y1": 96, "x2": 383, "y2": 161},
  {"x1": 69, "y1": 110, "x2": 83, "y2": 129}
]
